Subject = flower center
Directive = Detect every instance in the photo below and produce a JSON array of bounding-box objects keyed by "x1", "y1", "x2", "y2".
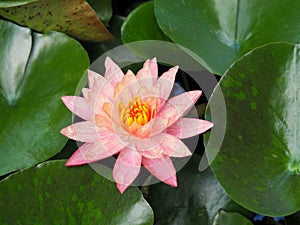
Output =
[{"x1": 120, "y1": 97, "x2": 152, "y2": 126}]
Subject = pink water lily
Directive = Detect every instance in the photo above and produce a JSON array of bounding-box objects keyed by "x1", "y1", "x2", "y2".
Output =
[{"x1": 61, "y1": 57, "x2": 213, "y2": 193}]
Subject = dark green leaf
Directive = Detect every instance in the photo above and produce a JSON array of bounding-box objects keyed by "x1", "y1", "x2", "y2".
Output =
[
  {"x1": 213, "y1": 210, "x2": 253, "y2": 225},
  {"x1": 154, "y1": 0, "x2": 300, "y2": 75},
  {"x1": 87, "y1": 0, "x2": 112, "y2": 26},
  {"x1": 286, "y1": 211, "x2": 300, "y2": 225},
  {"x1": 0, "y1": 0, "x2": 114, "y2": 42},
  {"x1": 121, "y1": 1, "x2": 170, "y2": 43},
  {"x1": 0, "y1": 20, "x2": 89, "y2": 176},
  {"x1": 0, "y1": 160, "x2": 154, "y2": 225},
  {"x1": 0, "y1": 0, "x2": 37, "y2": 7},
  {"x1": 147, "y1": 154, "x2": 252, "y2": 225},
  {"x1": 205, "y1": 42, "x2": 300, "y2": 216}
]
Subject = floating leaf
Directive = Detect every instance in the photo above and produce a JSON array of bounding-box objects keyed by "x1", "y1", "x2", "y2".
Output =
[
  {"x1": 155, "y1": 0, "x2": 300, "y2": 75},
  {"x1": 205, "y1": 42, "x2": 300, "y2": 216},
  {"x1": 121, "y1": 1, "x2": 170, "y2": 43},
  {"x1": 0, "y1": 0, "x2": 37, "y2": 7},
  {"x1": 0, "y1": 0, "x2": 114, "y2": 42},
  {"x1": 0, "y1": 20, "x2": 89, "y2": 176},
  {"x1": 0, "y1": 160, "x2": 154, "y2": 225},
  {"x1": 147, "y1": 154, "x2": 252, "y2": 225},
  {"x1": 213, "y1": 210, "x2": 253, "y2": 225}
]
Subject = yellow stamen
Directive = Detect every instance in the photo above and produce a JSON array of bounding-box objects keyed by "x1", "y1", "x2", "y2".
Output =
[{"x1": 120, "y1": 97, "x2": 152, "y2": 126}]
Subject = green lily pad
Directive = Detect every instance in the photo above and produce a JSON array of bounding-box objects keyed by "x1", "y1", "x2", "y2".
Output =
[
  {"x1": 147, "y1": 154, "x2": 252, "y2": 225},
  {"x1": 213, "y1": 210, "x2": 253, "y2": 225},
  {"x1": 121, "y1": 1, "x2": 170, "y2": 43},
  {"x1": 0, "y1": 160, "x2": 154, "y2": 225},
  {"x1": 154, "y1": 0, "x2": 300, "y2": 75},
  {"x1": 0, "y1": 20, "x2": 89, "y2": 176},
  {"x1": 0, "y1": 0, "x2": 37, "y2": 7},
  {"x1": 0, "y1": 0, "x2": 114, "y2": 42},
  {"x1": 205, "y1": 42, "x2": 300, "y2": 216}
]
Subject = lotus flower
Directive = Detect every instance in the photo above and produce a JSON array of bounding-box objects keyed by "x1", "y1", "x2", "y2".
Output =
[{"x1": 61, "y1": 57, "x2": 213, "y2": 193}]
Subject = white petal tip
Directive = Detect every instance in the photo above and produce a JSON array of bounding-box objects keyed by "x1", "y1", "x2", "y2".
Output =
[
  {"x1": 117, "y1": 183, "x2": 129, "y2": 194},
  {"x1": 164, "y1": 176, "x2": 177, "y2": 187},
  {"x1": 61, "y1": 96, "x2": 70, "y2": 104},
  {"x1": 201, "y1": 120, "x2": 214, "y2": 133}
]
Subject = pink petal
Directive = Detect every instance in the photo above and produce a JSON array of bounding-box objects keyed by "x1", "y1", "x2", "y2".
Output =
[
  {"x1": 123, "y1": 136, "x2": 165, "y2": 159},
  {"x1": 66, "y1": 138, "x2": 125, "y2": 166},
  {"x1": 113, "y1": 148, "x2": 142, "y2": 193},
  {"x1": 87, "y1": 70, "x2": 103, "y2": 90},
  {"x1": 155, "y1": 133, "x2": 192, "y2": 157},
  {"x1": 138, "y1": 147, "x2": 163, "y2": 159},
  {"x1": 61, "y1": 96, "x2": 92, "y2": 121},
  {"x1": 82, "y1": 88, "x2": 96, "y2": 111},
  {"x1": 82, "y1": 88, "x2": 113, "y2": 115},
  {"x1": 136, "y1": 58, "x2": 158, "y2": 89},
  {"x1": 104, "y1": 57, "x2": 124, "y2": 86},
  {"x1": 156, "y1": 66, "x2": 178, "y2": 104},
  {"x1": 156, "y1": 91, "x2": 202, "y2": 127},
  {"x1": 114, "y1": 71, "x2": 147, "y2": 108},
  {"x1": 94, "y1": 102, "x2": 114, "y2": 132},
  {"x1": 142, "y1": 156, "x2": 177, "y2": 187},
  {"x1": 88, "y1": 70, "x2": 114, "y2": 100},
  {"x1": 133, "y1": 117, "x2": 167, "y2": 138},
  {"x1": 149, "y1": 57, "x2": 158, "y2": 78},
  {"x1": 60, "y1": 121, "x2": 109, "y2": 142},
  {"x1": 114, "y1": 70, "x2": 136, "y2": 99},
  {"x1": 167, "y1": 118, "x2": 213, "y2": 139}
]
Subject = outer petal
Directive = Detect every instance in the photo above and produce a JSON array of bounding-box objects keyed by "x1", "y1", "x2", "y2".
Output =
[
  {"x1": 156, "y1": 66, "x2": 178, "y2": 104},
  {"x1": 136, "y1": 58, "x2": 158, "y2": 89},
  {"x1": 94, "y1": 102, "x2": 114, "y2": 132},
  {"x1": 60, "y1": 121, "x2": 110, "y2": 142},
  {"x1": 87, "y1": 70, "x2": 104, "y2": 91},
  {"x1": 142, "y1": 156, "x2": 177, "y2": 187},
  {"x1": 154, "y1": 133, "x2": 192, "y2": 157},
  {"x1": 86, "y1": 70, "x2": 114, "y2": 106},
  {"x1": 61, "y1": 96, "x2": 92, "y2": 121},
  {"x1": 149, "y1": 57, "x2": 158, "y2": 78},
  {"x1": 66, "y1": 140, "x2": 125, "y2": 166},
  {"x1": 82, "y1": 88, "x2": 96, "y2": 110},
  {"x1": 113, "y1": 148, "x2": 142, "y2": 193},
  {"x1": 156, "y1": 90, "x2": 202, "y2": 127},
  {"x1": 104, "y1": 57, "x2": 124, "y2": 86},
  {"x1": 167, "y1": 118, "x2": 214, "y2": 139}
]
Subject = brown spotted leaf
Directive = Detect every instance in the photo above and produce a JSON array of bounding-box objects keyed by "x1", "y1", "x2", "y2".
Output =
[{"x1": 0, "y1": 0, "x2": 115, "y2": 42}]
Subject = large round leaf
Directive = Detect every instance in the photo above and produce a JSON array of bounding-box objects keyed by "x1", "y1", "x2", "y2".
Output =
[
  {"x1": 121, "y1": 1, "x2": 170, "y2": 43},
  {"x1": 154, "y1": 0, "x2": 300, "y2": 75},
  {"x1": 205, "y1": 42, "x2": 300, "y2": 216},
  {"x1": 147, "y1": 154, "x2": 252, "y2": 225},
  {"x1": 0, "y1": 20, "x2": 89, "y2": 176},
  {"x1": 0, "y1": 160, "x2": 154, "y2": 224}
]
